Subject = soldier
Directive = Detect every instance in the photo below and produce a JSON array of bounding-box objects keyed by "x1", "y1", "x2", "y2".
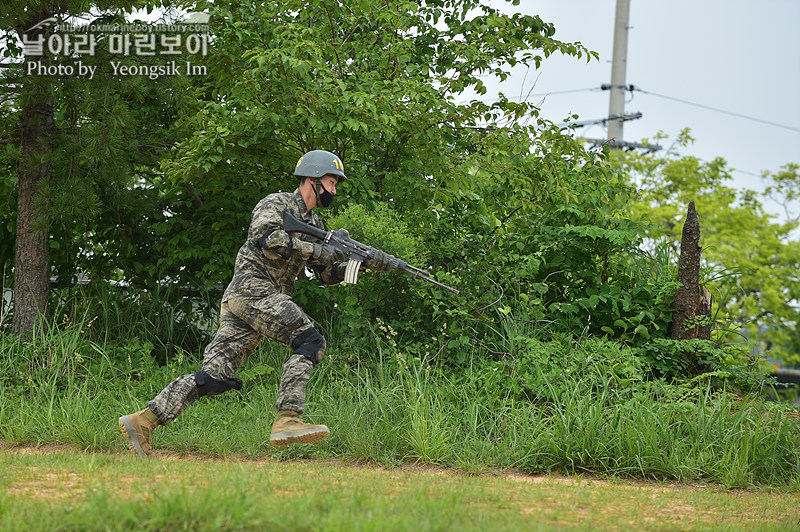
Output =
[{"x1": 118, "y1": 150, "x2": 390, "y2": 457}]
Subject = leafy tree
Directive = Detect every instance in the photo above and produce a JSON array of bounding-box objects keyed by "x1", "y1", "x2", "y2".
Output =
[
  {"x1": 1, "y1": 0, "x2": 58, "y2": 336},
  {"x1": 154, "y1": 0, "x2": 596, "y2": 294},
  {"x1": 1, "y1": 1, "x2": 197, "y2": 335},
  {"x1": 429, "y1": 127, "x2": 681, "y2": 361},
  {"x1": 611, "y1": 131, "x2": 800, "y2": 364},
  {"x1": 2, "y1": 0, "x2": 609, "y2": 350}
]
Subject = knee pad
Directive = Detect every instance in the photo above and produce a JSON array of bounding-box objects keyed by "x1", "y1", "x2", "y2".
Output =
[
  {"x1": 291, "y1": 327, "x2": 326, "y2": 365},
  {"x1": 194, "y1": 370, "x2": 243, "y2": 397}
]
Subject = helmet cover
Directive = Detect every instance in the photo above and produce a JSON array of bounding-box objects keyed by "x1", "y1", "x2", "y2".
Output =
[{"x1": 293, "y1": 150, "x2": 346, "y2": 182}]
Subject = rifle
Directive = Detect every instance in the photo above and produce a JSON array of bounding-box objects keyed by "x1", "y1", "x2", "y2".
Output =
[{"x1": 283, "y1": 211, "x2": 459, "y2": 295}]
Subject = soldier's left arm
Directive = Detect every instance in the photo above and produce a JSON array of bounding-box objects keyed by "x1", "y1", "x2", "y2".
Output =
[
  {"x1": 309, "y1": 262, "x2": 347, "y2": 285},
  {"x1": 305, "y1": 213, "x2": 347, "y2": 284}
]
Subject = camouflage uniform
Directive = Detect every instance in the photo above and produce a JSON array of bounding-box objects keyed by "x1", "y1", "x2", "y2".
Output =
[{"x1": 147, "y1": 188, "x2": 344, "y2": 424}]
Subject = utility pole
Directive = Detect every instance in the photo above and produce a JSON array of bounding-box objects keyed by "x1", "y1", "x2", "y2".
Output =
[
  {"x1": 607, "y1": 0, "x2": 631, "y2": 146},
  {"x1": 578, "y1": 1, "x2": 659, "y2": 152}
]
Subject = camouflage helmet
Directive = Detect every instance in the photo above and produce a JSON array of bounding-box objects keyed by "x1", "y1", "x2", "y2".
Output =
[{"x1": 293, "y1": 150, "x2": 346, "y2": 182}]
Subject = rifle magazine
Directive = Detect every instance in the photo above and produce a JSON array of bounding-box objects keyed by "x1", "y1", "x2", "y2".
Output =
[{"x1": 344, "y1": 259, "x2": 361, "y2": 285}]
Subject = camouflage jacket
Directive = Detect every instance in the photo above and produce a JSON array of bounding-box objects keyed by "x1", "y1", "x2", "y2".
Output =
[{"x1": 222, "y1": 188, "x2": 342, "y2": 301}]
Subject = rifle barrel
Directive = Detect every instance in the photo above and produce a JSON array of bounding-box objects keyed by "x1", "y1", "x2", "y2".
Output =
[
  {"x1": 283, "y1": 211, "x2": 459, "y2": 295},
  {"x1": 402, "y1": 265, "x2": 460, "y2": 295}
]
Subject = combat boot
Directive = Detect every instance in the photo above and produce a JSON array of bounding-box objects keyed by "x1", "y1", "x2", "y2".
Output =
[
  {"x1": 270, "y1": 410, "x2": 330, "y2": 446},
  {"x1": 119, "y1": 408, "x2": 160, "y2": 458}
]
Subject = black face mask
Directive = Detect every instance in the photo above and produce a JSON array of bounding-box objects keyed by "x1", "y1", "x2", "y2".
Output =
[{"x1": 317, "y1": 181, "x2": 335, "y2": 207}]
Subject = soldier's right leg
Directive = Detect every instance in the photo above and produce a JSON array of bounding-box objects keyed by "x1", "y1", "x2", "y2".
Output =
[
  {"x1": 120, "y1": 302, "x2": 260, "y2": 457},
  {"x1": 226, "y1": 295, "x2": 320, "y2": 413}
]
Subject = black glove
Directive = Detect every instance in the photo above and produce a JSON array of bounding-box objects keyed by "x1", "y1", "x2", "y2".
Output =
[
  {"x1": 313, "y1": 243, "x2": 348, "y2": 264},
  {"x1": 365, "y1": 249, "x2": 392, "y2": 272}
]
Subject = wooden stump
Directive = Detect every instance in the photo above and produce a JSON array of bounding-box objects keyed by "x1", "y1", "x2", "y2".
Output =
[{"x1": 671, "y1": 202, "x2": 713, "y2": 373}]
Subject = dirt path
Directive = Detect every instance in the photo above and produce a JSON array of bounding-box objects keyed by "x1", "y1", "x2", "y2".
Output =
[
  {"x1": 0, "y1": 440, "x2": 783, "y2": 494},
  {"x1": 1, "y1": 440, "x2": 705, "y2": 490}
]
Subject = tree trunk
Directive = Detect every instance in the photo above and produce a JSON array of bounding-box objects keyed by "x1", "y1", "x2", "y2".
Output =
[
  {"x1": 671, "y1": 202, "x2": 713, "y2": 374},
  {"x1": 671, "y1": 202, "x2": 703, "y2": 341},
  {"x1": 696, "y1": 285, "x2": 712, "y2": 341},
  {"x1": 12, "y1": 15, "x2": 54, "y2": 337}
]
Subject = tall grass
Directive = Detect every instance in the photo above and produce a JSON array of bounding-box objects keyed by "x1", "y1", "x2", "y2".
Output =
[{"x1": 1, "y1": 301, "x2": 799, "y2": 490}]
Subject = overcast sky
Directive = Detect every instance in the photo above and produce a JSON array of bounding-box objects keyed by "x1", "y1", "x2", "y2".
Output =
[{"x1": 477, "y1": 0, "x2": 799, "y2": 197}]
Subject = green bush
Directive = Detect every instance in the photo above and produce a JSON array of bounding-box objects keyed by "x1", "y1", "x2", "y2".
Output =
[{"x1": 295, "y1": 201, "x2": 438, "y2": 353}]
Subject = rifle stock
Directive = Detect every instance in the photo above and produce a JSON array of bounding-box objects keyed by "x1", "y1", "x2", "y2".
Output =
[{"x1": 282, "y1": 210, "x2": 330, "y2": 241}]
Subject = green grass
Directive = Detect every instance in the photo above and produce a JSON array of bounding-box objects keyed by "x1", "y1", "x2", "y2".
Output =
[
  {"x1": 1, "y1": 312, "x2": 799, "y2": 492},
  {"x1": 1, "y1": 448, "x2": 798, "y2": 532}
]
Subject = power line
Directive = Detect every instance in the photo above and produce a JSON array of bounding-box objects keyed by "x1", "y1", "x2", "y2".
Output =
[
  {"x1": 463, "y1": 84, "x2": 800, "y2": 135},
  {"x1": 538, "y1": 84, "x2": 800, "y2": 134},
  {"x1": 632, "y1": 87, "x2": 800, "y2": 134},
  {"x1": 526, "y1": 87, "x2": 601, "y2": 98},
  {"x1": 466, "y1": 87, "x2": 599, "y2": 105}
]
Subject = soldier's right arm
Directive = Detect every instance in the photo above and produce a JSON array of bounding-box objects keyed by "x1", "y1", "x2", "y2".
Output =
[
  {"x1": 258, "y1": 227, "x2": 317, "y2": 260},
  {"x1": 251, "y1": 196, "x2": 317, "y2": 261}
]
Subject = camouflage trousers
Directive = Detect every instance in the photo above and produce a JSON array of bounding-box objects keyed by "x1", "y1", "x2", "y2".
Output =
[{"x1": 147, "y1": 294, "x2": 320, "y2": 425}]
